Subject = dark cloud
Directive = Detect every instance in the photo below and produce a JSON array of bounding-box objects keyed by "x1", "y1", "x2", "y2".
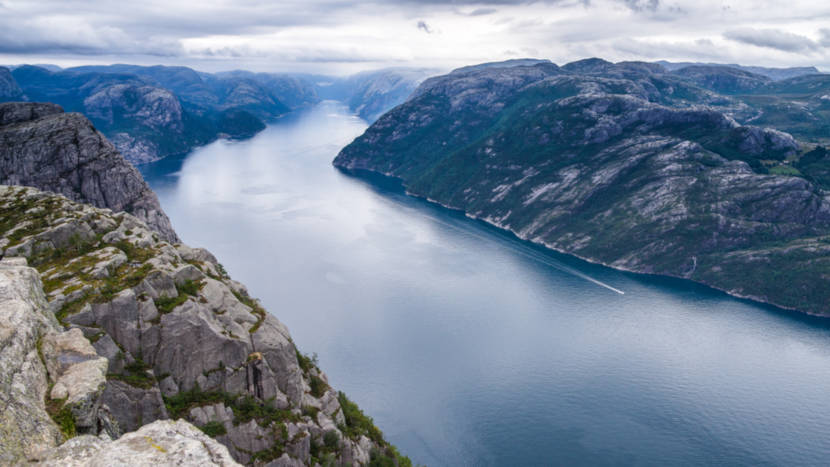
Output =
[
  {"x1": 466, "y1": 8, "x2": 498, "y2": 16},
  {"x1": 723, "y1": 28, "x2": 820, "y2": 53},
  {"x1": 622, "y1": 0, "x2": 659, "y2": 12},
  {"x1": 417, "y1": 20, "x2": 433, "y2": 34}
]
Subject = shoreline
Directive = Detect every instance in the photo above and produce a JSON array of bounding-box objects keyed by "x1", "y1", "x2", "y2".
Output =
[{"x1": 335, "y1": 163, "x2": 824, "y2": 320}]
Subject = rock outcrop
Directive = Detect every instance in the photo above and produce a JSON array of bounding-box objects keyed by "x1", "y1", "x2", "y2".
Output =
[
  {"x1": 0, "y1": 102, "x2": 179, "y2": 243},
  {"x1": 335, "y1": 58, "x2": 830, "y2": 316},
  {"x1": 0, "y1": 256, "x2": 110, "y2": 464},
  {"x1": 0, "y1": 185, "x2": 409, "y2": 466},
  {"x1": 35, "y1": 419, "x2": 240, "y2": 466}
]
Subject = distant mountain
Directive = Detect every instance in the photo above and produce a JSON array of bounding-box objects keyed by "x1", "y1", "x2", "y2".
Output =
[
  {"x1": 2, "y1": 63, "x2": 434, "y2": 162},
  {"x1": 1, "y1": 64, "x2": 321, "y2": 164},
  {"x1": 316, "y1": 68, "x2": 438, "y2": 122},
  {"x1": 335, "y1": 58, "x2": 830, "y2": 316},
  {"x1": 0, "y1": 102, "x2": 178, "y2": 242},
  {"x1": 0, "y1": 67, "x2": 24, "y2": 101},
  {"x1": 656, "y1": 60, "x2": 822, "y2": 81},
  {"x1": 669, "y1": 65, "x2": 772, "y2": 94}
]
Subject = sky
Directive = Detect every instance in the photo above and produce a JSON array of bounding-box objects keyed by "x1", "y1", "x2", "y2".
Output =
[{"x1": 1, "y1": 0, "x2": 829, "y2": 75}]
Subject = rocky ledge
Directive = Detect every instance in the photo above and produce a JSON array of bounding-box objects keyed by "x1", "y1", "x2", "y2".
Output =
[
  {"x1": 0, "y1": 102, "x2": 179, "y2": 243},
  {"x1": 0, "y1": 185, "x2": 409, "y2": 466}
]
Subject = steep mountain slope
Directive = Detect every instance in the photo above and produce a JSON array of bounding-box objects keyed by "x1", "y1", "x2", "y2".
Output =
[
  {"x1": 0, "y1": 185, "x2": 410, "y2": 466},
  {"x1": 7, "y1": 65, "x2": 217, "y2": 164},
  {"x1": 0, "y1": 102, "x2": 178, "y2": 243},
  {"x1": 0, "y1": 67, "x2": 24, "y2": 101},
  {"x1": 315, "y1": 68, "x2": 437, "y2": 122},
  {"x1": 0, "y1": 255, "x2": 239, "y2": 465},
  {"x1": 5, "y1": 64, "x2": 321, "y2": 164},
  {"x1": 335, "y1": 59, "x2": 830, "y2": 316}
]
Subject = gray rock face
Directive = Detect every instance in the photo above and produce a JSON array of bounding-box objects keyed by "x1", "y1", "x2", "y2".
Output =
[
  {"x1": 0, "y1": 67, "x2": 24, "y2": 101},
  {"x1": 0, "y1": 185, "x2": 407, "y2": 466},
  {"x1": 345, "y1": 68, "x2": 436, "y2": 122},
  {"x1": 0, "y1": 257, "x2": 62, "y2": 463},
  {"x1": 35, "y1": 419, "x2": 241, "y2": 466},
  {"x1": 100, "y1": 381, "x2": 169, "y2": 433},
  {"x1": 81, "y1": 85, "x2": 185, "y2": 164},
  {"x1": 335, "y1": 58, "x2": 830, "y2": 316},
  {"x1": 0, "y1": 102, "x2": 179, "y2": 243},
  {"x1": 0, "y1": 257, "x2": 109, "y2": 463}
]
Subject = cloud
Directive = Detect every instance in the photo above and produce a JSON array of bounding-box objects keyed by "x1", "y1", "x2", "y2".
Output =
[
  {"x1": 622, "y1": 0, "x2": 660, "y2": 12},
  {"x1": 466, "y1": 8, "x2": 498, "y2": 16},
  {"x1": 1, "y1": 0, "x2": 830, "y2": 73},
  {"x1": 723, "y1": 27, "x2": 820, "y2": 53}
]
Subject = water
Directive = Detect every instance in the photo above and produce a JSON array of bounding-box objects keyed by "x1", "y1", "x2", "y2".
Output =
[{"x1": 141, "y1": 101, "x2": 830, "y2": 466}]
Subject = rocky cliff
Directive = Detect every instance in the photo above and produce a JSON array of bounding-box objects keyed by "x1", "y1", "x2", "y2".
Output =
[
  {"x1": 335, "y1": 59, "x2": 830, "y2": 316},
  {"x1": 0, "y1": 185, "x2": 409, "y2": 466},
  {"x1": 0, "y1": 67, "x2": 24, "y2": 101},
  {"x1": 0, "y1": 102, "x2": 179, "y2": 243},
  {"x1": 4, "y1": 65, "x2": 319, "y2": 164},
  {"x1": 0, "y1": 255, "x2": 238, "y2": 465}
]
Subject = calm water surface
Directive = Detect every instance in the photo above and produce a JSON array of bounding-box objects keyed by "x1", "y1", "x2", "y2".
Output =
[{"x1": 142, "y1": 102, "x2": 830, "y2": 466}]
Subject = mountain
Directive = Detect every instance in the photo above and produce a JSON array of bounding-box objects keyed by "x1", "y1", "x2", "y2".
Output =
[
  {"x1": 3, "y1": 63, "x2": 434, "y2": 162},
  {"x1": 0, "y1": 100, "x2": 409, "y2": 465},
  {"x1": 3, "y1": 64, "x2": 321, "y2": 164},
  {"x1": 0, "y1": 184, "x2": 410, "y2": 466},
  {"x1": 0, "y1": 102, "x2": 178, "y2": 243},
  {"x1": 335, "y1": 58, "x2": 830, "y2": 316},
  {"x1": 0, "y1": 67, "x2": 24, "y2": 101},
  {"x1": 316, "y1": 68, "x2": 437, "y2": 122},
  {"x1": 656, "y1": 61, "x2": 822, "y2": 81}
]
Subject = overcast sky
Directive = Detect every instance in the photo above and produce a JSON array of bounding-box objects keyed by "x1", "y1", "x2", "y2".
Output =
[{"x1": 1, "y1": 0, "x2": 829, "y2": 75}]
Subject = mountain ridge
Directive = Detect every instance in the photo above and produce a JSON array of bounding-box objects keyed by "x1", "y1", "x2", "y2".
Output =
[{"x1": 335, "y1": 58, "x2": 830, "y2": 316}]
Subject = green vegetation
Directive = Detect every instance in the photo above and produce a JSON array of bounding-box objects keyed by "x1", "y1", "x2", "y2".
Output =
[
  {"x1": 249, "y1": 443, "x2": 285, "y2": 464},
  {"x1": 154, "y1": 293, "x2": 188, "y2": 314},
  {"x1": 768, "y1": 165, "x2": 802, "y2": 176},
  {"x1": 231, "y1": 288, "x2": 266, "y2": 333},
  {"x1": 198, "y1": 421, "x2": 227, "y2": 437},
  {"x1": 45, "y1": 398, "x2": 76, "y2": 440},
  {"x1": 302, "y1": 405, "x2": 320, "y2": 419},
  {"x1": 296, "y1": 349, "x2": 318, "y2": 373},
  {"x1": 108, "y1": 358, "x2": 156, "y2": 389},
  {"x1": 337, "y1": 391, "x2": 384, "y2": 444},
  {"x1": 324, "y1": 430, "x2": 340, "y2": 449},
  {"x1": 369, "y1": 446, "x2": 414, "y2": 467},
  {"x1": 309, "y1": 374, "x2": 328, "y2": 398},
  {"x1": 155, "y1": 279, "x2": 204, "y2": 314},
  {"x1": 163, "y1": 385, "x2": 298, "y2": 428}
]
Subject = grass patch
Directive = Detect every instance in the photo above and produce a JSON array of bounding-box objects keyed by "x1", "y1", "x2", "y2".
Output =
[
  {"x1": 108, "y1": 358, "x2": 156, "y2": 389},
  {"x1": 337, "y1": 391, "x2": 384, "y2": 445},
  {"x1": 154, "y1": 279, "x2": 204, "y2": 314},
  {"x1": 769, "y1": 165, "x2": 803, "y2": 176},
  {"x1": 310, "y1": 374, "x2": 328, "y2": 398},
  {"x1": 154, "y1": 293, "x2": 188, "y2": 314},
  {"x1": 163, "y1": 385, "x2": 299, "y2": 428},
  {"x1": 231, "y1": 288, "x2": 266, "y2": 333},
  {"x1": 45, "y1": 398, "x2": 76, "y2": 440},
  {"x1": 250, "y1": 444, "x2": 285, "y2": 464},
  {"x1": 296, "y1": 349, "x2": 318, "y2": 373},
  {"x1": 114, "y1": 240, "x2": 156, "y2": 263},
  {"x1": 302, "y1": 405, "x2": 320, "y2": 419},
  {"x1": 198, "y1": 421, "x2": 227, "y2": 437}
]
